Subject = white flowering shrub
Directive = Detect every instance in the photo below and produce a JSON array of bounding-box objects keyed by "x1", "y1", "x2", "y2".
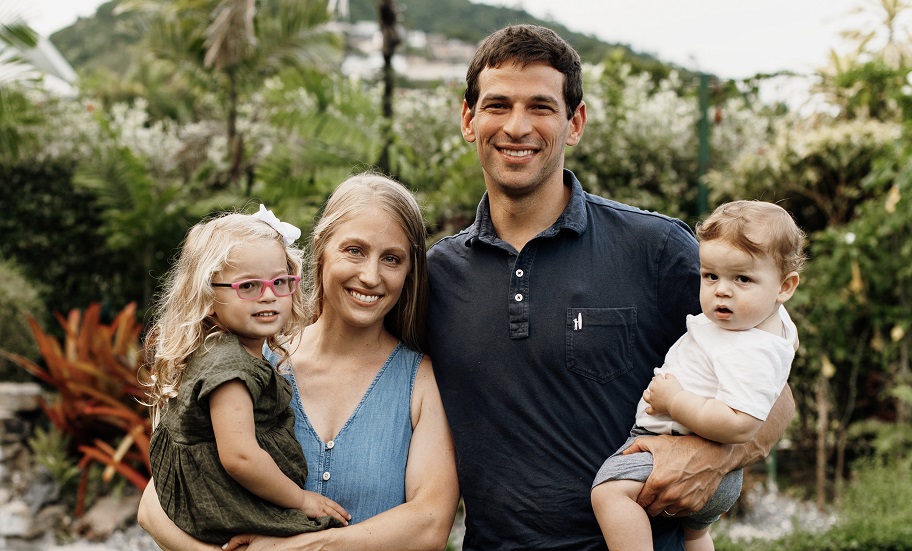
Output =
[
  {"x1": 707, "y1": 115, "x2": 902, "y2": 230},
  {"x1": 391, "y1": 84, "x2": 479, "y2": 235},
  {"x1": 27, "y1": 97, "x2": 108, "y2": 164},
  {"x1": 570, "y1": 63, "x2": 774, "y2": 221}
]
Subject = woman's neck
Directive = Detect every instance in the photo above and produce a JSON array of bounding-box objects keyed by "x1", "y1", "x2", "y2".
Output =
[{"x1": 296, "y1": 317, "x2": 397, "y2": 370}]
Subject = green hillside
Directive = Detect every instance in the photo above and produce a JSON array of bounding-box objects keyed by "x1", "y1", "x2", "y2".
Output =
[
  {"x1": 50, "y1": 0, "x2": 681, "y2": 79},
  {"x1": 347, "y1": 0, "x2": 663, "y2": 67}
]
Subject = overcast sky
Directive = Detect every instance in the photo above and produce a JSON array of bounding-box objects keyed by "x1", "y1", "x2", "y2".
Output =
[{"x1": 28, "y1": 0, "x2": 880, "y2": 80}]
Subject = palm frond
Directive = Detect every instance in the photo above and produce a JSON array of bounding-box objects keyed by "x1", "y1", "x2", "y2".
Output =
[{"x1": 204, "y1": 0, "x2": 256, "y2": 69}]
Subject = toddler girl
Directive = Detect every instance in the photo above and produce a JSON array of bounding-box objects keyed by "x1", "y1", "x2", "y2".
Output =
[{"x1": 145, "y1": 205, "x2": 349, "y2": 544}]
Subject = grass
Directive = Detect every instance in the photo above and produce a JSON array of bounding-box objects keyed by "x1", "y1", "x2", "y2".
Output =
[{"x1": 715, "y1": 459, "x2": 912, "y2": 551}]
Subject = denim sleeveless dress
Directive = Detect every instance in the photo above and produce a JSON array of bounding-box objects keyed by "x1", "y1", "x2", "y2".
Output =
[{"x1": 264, "y1": 342, "x2": 421, "y2": 524}]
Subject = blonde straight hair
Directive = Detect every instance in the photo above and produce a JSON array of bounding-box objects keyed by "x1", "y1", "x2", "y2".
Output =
[{"x1": 307, "y1": 173, "x2": 429, "y2": 352}]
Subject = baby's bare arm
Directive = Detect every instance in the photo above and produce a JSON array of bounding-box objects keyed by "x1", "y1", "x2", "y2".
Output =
[{"x1": 644, "y1": 373, "x2": 762, "y2": 443}]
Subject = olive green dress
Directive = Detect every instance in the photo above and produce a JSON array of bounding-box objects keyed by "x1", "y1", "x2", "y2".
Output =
[{"x1": 149, "y1": 334, "x2": 339, "y2": 544}]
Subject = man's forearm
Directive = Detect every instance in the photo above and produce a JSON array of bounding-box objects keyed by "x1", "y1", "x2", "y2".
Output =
[{"x1": 724, "y1": 384, "x2": 795, "y2": 470}]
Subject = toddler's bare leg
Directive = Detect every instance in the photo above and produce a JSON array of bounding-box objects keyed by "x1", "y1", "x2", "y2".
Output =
[
  {"x1": 683, "y1": 526, "x2": 714, "y2": 551},
  {"x1": 591, "y1": 479, "x2": 653, "y2": 551}
]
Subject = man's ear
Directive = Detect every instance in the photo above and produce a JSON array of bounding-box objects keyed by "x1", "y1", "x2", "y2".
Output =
[
  {"x1": 777, "y1": 272, "x2": 800, "y2": 303},
  {"x1": 565, "y1": 101, "x2": 586, "y2": 146},
  {"x1": 461, "y1": 100, "x2": 476, "y2": 143}
]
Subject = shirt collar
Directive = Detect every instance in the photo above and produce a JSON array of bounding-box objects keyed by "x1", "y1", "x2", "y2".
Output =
[{"x1": 466, "y1": 169, "x2": 588, "y2": 247}]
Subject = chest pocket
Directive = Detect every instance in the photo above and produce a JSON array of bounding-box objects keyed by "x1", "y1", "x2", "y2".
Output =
[{"x1": 565, "y1": 307, "x2": 637, "y2": 384}]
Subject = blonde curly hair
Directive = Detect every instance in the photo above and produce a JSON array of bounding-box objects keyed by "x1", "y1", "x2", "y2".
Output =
[{"x1": 143, "y1": 210, "x2": 306, "y2": 427}]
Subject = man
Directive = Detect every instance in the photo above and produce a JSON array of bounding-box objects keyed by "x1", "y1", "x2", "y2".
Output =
[{"x1": 426, "y1": 24, "x2": 794, "y2": 550}]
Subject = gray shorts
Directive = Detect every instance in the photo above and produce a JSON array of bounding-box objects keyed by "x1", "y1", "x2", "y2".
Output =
[{"x1": 592, "y1": 429, "x2": 743, "y2": 531}]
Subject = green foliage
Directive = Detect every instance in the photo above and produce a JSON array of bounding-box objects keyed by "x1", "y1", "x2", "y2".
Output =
[
  {"x1": 121, "y1": 0, "x2": 342, "y2": 190},
  {"x1": 0, "y1": 162, "x2": 115, "y2": 315},
  {"x1": 389, "y1": 84, "x2": 481, "y2": 236},
  {"x1": 571, "y1": 62, "x2": 772, "y2": 223},
  {"x1": 50, "y1": 1, "x2": 141, "y2": 75},
  {"x1": 824, "y1": 459, "x2": 912, "y2": 549},
  {"x1": 716, "y1": 459, "x2": 912, "y2": 550},
  {"x1": 28, "y1": 424, "x2": 112, "y2": 514},
  {"x1": 705, "y1": 1, "x2": 912, "y2": 502},
  {"x1": 828, "y1": 58, "x2": 912, "y2": 121},
  {"x1": 72, "y1": 110, "x2": 198, "y2": 311},
  {"x1": 0, "y1": 12, "x2": 43, "y2": 161},
  {"x1": 28, "y1": 425, "x2": 82, "y2": 499},
  {"x1": 0, "y1": 259, "x2": 47, "y2": 381},
  {"x1": 0, "y1": 17, "x2": 38, "y2": 50},
  {"x1": 0, "y1": 86, "x2": 43, "y2": 162},
  {"x1": 55, "y1": 0, "x2": 689, "y2": 96},
  {"x1": 707, "y1": 117, "x2": 900, "y2": 232},
  {"x1": 253, "y1": 70, "x2": 386, "y2": 231}
]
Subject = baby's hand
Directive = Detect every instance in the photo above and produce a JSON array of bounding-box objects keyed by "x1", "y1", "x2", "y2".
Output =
[
  {"x1": 642, "y1": 373, "x2": 683, "y2": 416},
  {"x1": 300, "y1": 490, "x2": 351, "y2": 525}
]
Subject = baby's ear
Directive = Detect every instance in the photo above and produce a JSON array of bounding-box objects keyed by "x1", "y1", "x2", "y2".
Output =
[{"x1": 777, "y1": 272, "x2": 800, "y2": 303}]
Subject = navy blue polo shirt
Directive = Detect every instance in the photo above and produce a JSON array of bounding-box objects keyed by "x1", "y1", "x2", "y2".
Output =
[{"x1": 427, "y1": 170, "x2": 700, "y2": 551}]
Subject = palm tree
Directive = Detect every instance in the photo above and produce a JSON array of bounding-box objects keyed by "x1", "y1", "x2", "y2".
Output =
[
  {"x1": 377, "y1": 0, "x2": 400, "y2": 175},
  {"x1": 0, "y1": 2, "x2": 39, "y2": 160},
  {"x1": 118, "y1": 0, "x2": 341, "y2": 191}
]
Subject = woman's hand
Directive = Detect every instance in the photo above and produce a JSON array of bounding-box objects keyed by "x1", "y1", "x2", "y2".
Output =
[{"x1": 222, "y1": 532, "x2": 333, "y2": 551}]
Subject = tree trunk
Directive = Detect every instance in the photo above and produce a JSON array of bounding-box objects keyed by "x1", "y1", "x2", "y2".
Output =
[
  {"x1": 377, "y1": 0, "x2": 400, "y2": 175},
  {"x1": 834, "y1": 333, "x2": 865, "y2": 500},
  {"x1": 815, "y1": 370, "x2": 829, "y2": 511},
  {"x1": 897, "y1": 329, "x2": 911, "y2": 462},
  {"x1": 227, "y1": 68, "x2": 243, "y2": 188},
  {"x1": 897, "y1": 264, "x2": 911, "y2": 461}
]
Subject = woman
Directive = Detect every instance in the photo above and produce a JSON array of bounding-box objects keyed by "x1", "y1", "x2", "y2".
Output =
[{"x1": 138, "y1": 173, "x2": 460, "y2": 550}]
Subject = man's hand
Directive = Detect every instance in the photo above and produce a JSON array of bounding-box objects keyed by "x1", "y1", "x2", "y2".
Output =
[{"x1": 622, "y1": 434, "x2": 730, "y2": 517}]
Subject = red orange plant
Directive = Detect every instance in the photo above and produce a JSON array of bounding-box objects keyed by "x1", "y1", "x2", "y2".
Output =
[{"x1": 1, "y1": 303, "x2": 151, "y2": 516}]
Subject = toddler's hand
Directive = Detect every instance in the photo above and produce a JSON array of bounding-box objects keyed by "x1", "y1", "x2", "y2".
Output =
[
  {"x1": 643, "y1": 373, "x2": 683, "y2": 416},
  {"x1": 300, "y1": 490, "x2": 351, "y2": 525}
]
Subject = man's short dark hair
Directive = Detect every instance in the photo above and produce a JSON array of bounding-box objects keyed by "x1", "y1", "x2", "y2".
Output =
[{"x1": 465, "y1": 24, "x2": 583, "y2": 120}]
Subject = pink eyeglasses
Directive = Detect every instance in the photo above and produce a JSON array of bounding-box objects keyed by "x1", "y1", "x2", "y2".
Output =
[{"x1": 211, "y1": 276, "x2": 301, "y2": 300}]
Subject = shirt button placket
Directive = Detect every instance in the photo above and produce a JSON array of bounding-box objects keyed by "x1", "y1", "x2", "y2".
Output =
[
  {"x1": 509, "y1": 255, "x2": 532, "y2": 338},
  {"x1": 514, "y1": 266, "x2": 526, "y2": 303},
  {"x1": 321, "y1": 440, "x2": 334, "y2": 489}
]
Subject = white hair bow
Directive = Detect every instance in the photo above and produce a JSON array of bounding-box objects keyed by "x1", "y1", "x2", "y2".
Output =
[{"x1": 251, "y1": 204, "x2": 302, "y2": 246}]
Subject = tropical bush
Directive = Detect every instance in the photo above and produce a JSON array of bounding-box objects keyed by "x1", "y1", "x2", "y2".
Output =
[
  {"x1": 0, "y1": 259, "x2": 47, "y2": 380},
  {"x1": 0, "y1": 162, "x2": 114, "y2": 316},
  {"x1": 1, "y1": 303, "x2": 151, "y2": 516}
]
